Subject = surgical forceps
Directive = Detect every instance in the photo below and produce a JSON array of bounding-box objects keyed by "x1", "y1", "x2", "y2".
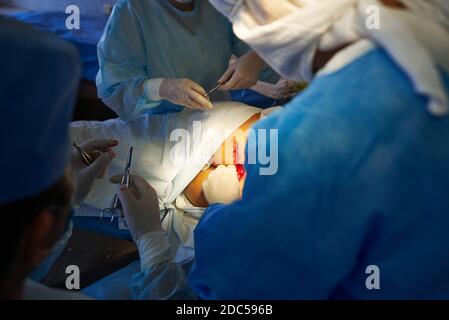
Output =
[
  {"x1": 73, "y1": 142, "x2": 94, "y2": 166},
  {"x1": 101, "y1": 146, "x2": 134, "y2": 224},
  {"x1": 203, "y1": 81, "x2": 224, "y2": 98}
]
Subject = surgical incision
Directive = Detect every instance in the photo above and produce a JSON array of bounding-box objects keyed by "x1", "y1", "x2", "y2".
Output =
[{"x1": 183, "y1": 113, "x2": 261, "y2": 208}]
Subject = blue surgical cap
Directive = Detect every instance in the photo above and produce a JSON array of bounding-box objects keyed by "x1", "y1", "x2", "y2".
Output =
[{"x1": 0, "y1": 17, "x2": 81, "y2": 204}]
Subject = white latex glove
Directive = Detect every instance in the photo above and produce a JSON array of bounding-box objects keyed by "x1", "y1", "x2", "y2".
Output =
[
  {"x1": 72, "y1": 139, "x2": 118, "y2": 204},
  {"x1": 202, "y1": 165, "x2": 241, "y2": 205},
  {"x1": 145, "y1": 78, "x2": 213, "y2": 110},
  {"x1": 112, "y1": 174, "x2": 162, "y2": 241},
  {"x1": 252, "y1": 78, "x2": 302, "y2": 100},
  {"x1": 218, "y1": 51, "x2": 266, "y2": 91}
]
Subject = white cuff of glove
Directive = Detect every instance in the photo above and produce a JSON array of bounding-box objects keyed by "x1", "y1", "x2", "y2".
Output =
[
  {"x1": 136, "y1": 231, "x2": 171, "y2": 270},
  {"x1": 143, "y1": 78, "x2": 164, "y2": 101}
]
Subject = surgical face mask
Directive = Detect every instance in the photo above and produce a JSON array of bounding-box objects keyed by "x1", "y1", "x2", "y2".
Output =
[{"x1": 29, "y1": 208, "x2": 74, "y2": 282}]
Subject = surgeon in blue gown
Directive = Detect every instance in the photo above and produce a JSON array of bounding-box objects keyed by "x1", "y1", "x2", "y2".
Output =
[
  {"x1": 186, "y1": 0, "x2": 449, "y2": 299},
  {"x1": 96, "y1": 0, "x2": 275, "y2": 120},
  {"x1": 0, "y1": 17, "x2": 194, "y2": 300}
]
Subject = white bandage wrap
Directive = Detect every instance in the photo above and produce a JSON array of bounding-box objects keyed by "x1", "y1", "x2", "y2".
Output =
[
  {"x1": 136, "y1": 231, "x2": 171, "y2": 270},
  {"x1": 143, "y1": 78, "x2": 164, "y2": 101}
]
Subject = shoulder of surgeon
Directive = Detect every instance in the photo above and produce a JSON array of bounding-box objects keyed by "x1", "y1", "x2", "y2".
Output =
[
  {"x1": 103, "y1": 0, "x2": 162, "y2": 41},
  {"x1": 367, "y1": 48, "x2": 447, "y2": 124},
  {"x1": 265, "y1": 47, "x2": 449, "y2": 181},
  {"x1": 291, "y1": 47, "x2": 449, "y2": 133}
]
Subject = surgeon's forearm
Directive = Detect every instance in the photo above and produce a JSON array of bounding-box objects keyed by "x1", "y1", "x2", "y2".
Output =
[
  {"x1": 143, "y1": 79, "x2": 163, "y2": 101},
  {"x1": 132, "y1": 232, "x2": 196, "y2": 300},
  {"x1": 136, "y1": 231, "x2": 171, "y2": 270},
  {"x1": 245, "y1": 0, "x2": 298, "y2": 25},
  {"x1": 250, "y1": 81, "x2": 276, "y2": 97},
  {"x1": 102, "y1": 77, "x2": 161, "y2": 121},
  {"x1": 131, "y1": 261, "x2": 196, "y2": 300}
]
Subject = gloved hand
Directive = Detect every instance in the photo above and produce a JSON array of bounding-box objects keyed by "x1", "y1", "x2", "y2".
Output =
[
  {"x1": 202, "y1": 165, "x2": 241, "y2": 205},
  {"x1": 112, "y1": 174, "x2": 162, "y2": 241},
  {"x1": 72, "y1": 139, "x2": 118, "y2": 204},
  {"x1": 252, "y1": 78, "x2": 304, "y2": 100},
  {"x1": 218, "y1": 51, "x2": 266, "y2": 91},
  {"x1": 145, "y1": 78, "x2": 213, "y2": 110}
]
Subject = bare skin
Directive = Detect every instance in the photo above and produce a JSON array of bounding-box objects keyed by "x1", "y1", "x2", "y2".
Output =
[
  {"x1": 184, "y1": 167, "x2": 216, "y2": 208},
  {"x1": 184, "y1": 113, "x2": 261, "y2": 207}
]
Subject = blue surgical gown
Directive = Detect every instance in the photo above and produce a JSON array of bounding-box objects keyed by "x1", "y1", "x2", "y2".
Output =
[
  {"x1": 188, "y1": 47, "x2": 449, "y2": 299},
  {"x1": 96, "y1": 0, "x2": 249, "y2": 120}
]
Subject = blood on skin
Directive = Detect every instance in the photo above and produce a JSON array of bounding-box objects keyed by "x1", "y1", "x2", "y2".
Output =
[{"x1": 233, "y1": 140, "x2": 246, "y2": 180}]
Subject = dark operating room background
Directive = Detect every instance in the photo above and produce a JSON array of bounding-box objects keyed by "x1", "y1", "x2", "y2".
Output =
[
  {"x1": 0, "y1": 0, "x2": 118, "y2": 120},
  {"x1": 0, "y1": 0, "x2": 116, "y2": 16}
]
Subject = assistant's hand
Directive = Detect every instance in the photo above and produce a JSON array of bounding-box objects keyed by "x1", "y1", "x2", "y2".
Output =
[
  {"x1": 110, "y1": 174, "x2": 162, "y2": 241},
  {"x1": 218, "y1": 51, "x2": 266, "y2": 91},
  {"x1": 252, "y1": 78, "x2": 303, "y2": 100},
  {"x1": 159, "y1": 78, "x2": 213, "y2": 110},
  {"x1": 72, "y1": 139, "x2": 118, "y2": 204},
  {"x1": 202, "y1": 165, "x2": 241, "y2": 205}
]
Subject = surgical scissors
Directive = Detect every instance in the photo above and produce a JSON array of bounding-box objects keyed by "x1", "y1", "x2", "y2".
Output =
[{"x1": 101, "y1": 146, "x2": 134, "y2": 224}]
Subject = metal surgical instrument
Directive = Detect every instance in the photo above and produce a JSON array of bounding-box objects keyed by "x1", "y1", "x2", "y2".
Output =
[
  {"x1": 203, "y1": 81, "x2": 224, "y2": 98},
  {"x1": 101, "y1": 146, "x2": 134, "y2": 224},
  {"x1": 73, "y1": 142, "x2": 94, "y2": 166}
]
